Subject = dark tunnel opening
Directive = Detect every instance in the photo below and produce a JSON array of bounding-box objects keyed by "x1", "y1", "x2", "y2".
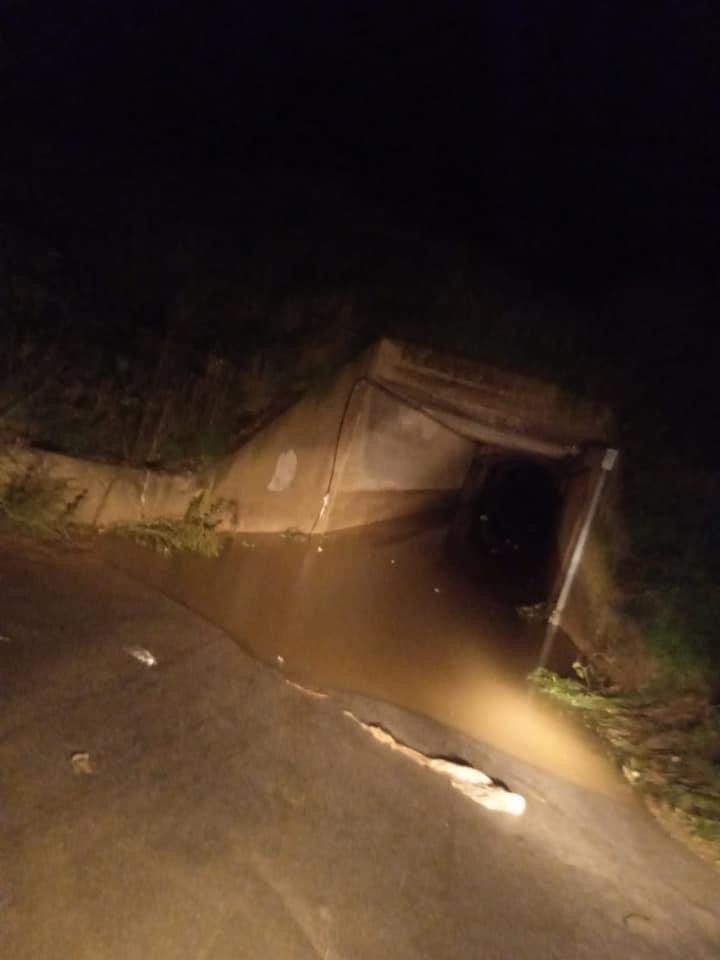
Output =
[{"x1": 457, "y1": 457, "x2": 564, "y2": 606}]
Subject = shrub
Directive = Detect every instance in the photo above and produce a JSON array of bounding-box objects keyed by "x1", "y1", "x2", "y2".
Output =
[
  {"x1": 111, "y1": 497, "x2": 226, "y2": 557},
  {"x1": 0, "y1": 457, "x2": 80, "y2": 540}
]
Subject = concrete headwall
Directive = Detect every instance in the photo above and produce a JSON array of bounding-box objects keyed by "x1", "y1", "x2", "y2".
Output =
[
  {"x1": 0, "y1": 344, "x2": 476, "y2": 536},
  {"x1": 206, "y1": 354, "x2": 369, "y2": 533},
  {"x1": 207, "y1": 351, "x2": 476, "y2": 533},
  {"x1": 317, "y1": 378, "x2": 476, "y2": 531},
  {"x1": 1, "y1": 340, "x2": 617, "y2": 576},
  {"x1": 371, "y1": 339, "x2": 612, "y2": 454}
]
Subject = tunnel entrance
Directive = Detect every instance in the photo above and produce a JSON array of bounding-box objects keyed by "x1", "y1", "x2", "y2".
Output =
[{"x1": 457, "y1": 456, "x2": 564, "y2": 605}]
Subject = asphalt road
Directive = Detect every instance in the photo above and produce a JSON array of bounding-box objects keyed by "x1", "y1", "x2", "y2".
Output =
[{"x1": 2, "y1": 537, "x2": 720, "y2": 959}]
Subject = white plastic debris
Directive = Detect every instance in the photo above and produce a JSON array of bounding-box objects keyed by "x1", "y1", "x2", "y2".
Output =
[
  {"x1": 433, "y1": 586, "x2": 441, "y2": 594},
  {"x1": 622, "y1": 764, "x2": 641, "y2": 783},
  {"x1": 0, "y1": 635, "x2": 12, "y2": 644},
  {"x1": 70, "y1": 752, "x2": 95, "y2": 775},
  {"x1": 124, "y1": 646, "x2": 158, "y2": 667},
  {"x1": 390, "y1": 559, "x2": 396, "y2": 565},
  {"x1": 317, "y1": 545, "x2": 323, "y2": 553},
  {"x1": 276, "y1": 655, "x2": 285, "y2": 665}
]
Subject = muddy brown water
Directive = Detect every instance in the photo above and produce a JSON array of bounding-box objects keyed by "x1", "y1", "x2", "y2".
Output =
[{"x1": 100, "y1": 517, "x2": 625, "y2": 797}]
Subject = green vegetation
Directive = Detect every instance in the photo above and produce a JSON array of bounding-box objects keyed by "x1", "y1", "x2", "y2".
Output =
[
  {"x1": 111, "y1": 497, "x2": 226, "y2": 558},
  {"x1": 279, "y1": 527, "x2": 310, "y2": 542},
  {"x1": 0, "y1": 456, "x2": 80, "y2": 540},
  {"x1": 622, "y1": 471, "x2": 720, "y2": 693},
  {"x1": 531, "y1": 667, "x2": 720, "y2": 866}
]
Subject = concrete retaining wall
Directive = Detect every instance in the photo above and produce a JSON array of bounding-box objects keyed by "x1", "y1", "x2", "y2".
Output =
[{"x1": 0, "y1": 446, "x2": 203, "y2": 528}]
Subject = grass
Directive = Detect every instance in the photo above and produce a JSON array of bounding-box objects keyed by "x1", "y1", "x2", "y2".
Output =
[
  {"x1": 111, "y1": 497, "x2": 226, "y2": 558},
  {"x1": 0, "y1": 456, "x2": 81, "y2": 540},
  {"x1": 530, "y1": 667, "x2": 720, "y2": 867},
  {"x1": 280, "y1": 527, "x2": 309, "y2": 542},
  {"x1": 623, "y1": 470, "x2": 720, "y2": 694}
]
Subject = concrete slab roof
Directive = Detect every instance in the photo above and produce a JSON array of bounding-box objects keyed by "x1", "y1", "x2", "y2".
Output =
[{"x1": 368, "y1": 339, "x2": 613, "y2": 458}]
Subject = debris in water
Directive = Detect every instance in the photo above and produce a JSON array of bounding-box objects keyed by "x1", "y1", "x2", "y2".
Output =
[
  {"x1": 124, "y1": 646, "x2": 158, "y2": 667},
  {"x1": 317, "y1": 545, "x2": 324, "y2": 553},
  {"x1": 433, "y1": 586, "x2": 441, "y2": 594},
  {"x1": 240, "y1": 540, "x2": 256, "y2": 550},
  {"x1": 622, "y1": 764, "x2": 641, "y2": 783},
  {"x1": 516, "y1": 602, "x2": 549, "y2": 623},
  {"x1": 70, "y1": 752, "x2": 95, "y2": 775},
  {"x1": 276, "y1": 655, "x2": 285, "y2": 665},
  {"x1": 0, "y1": 635, "x2": 12, "y2": 644},
  {"x1": 280, "y1": 528, "x2": 309, "y2": 542},
  {"x1": 390, "y1": 559, "x2": 396, "y2": 565},
  {"x1": 286, "y1": 678, "x2": 329, "y2": 700}
]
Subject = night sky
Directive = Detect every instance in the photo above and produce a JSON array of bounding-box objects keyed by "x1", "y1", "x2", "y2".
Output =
[{"x1": 4, "y1": 1, "x2": 718, "y2": 283}]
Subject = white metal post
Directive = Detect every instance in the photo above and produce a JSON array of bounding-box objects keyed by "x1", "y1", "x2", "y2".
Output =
[{"x1": 537, "y1": 448, "x2": 618, "y2": 670}]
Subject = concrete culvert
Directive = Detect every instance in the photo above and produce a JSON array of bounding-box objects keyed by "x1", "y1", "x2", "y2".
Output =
[{"x1": 462, "y1": 458, "x2": 563, "y2": 605}]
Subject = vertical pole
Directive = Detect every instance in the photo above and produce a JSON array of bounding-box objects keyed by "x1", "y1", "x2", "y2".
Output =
[{"x1": 537, "y1": 448, "x2": 618, "y2": 670}]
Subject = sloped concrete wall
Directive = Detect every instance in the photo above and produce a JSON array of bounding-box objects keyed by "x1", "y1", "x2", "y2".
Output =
[
  {"x1": 206, "y1": 349, "x2": 476, "y2": 534},
  {"x1": 319, "y1": 380, "x2": 475, "y2": 531},
  {"x1": 206, "y1": 353, "x2": 371, "y2": 533},
  {"x1": 0, "y1": 447, "x2": 202, "y2": 528},
  {"x1": 339, "y1": 386, "x2": 473, "y2": 491}
]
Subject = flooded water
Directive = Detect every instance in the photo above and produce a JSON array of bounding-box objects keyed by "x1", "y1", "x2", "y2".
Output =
[{"x1": 100, "y1": 516, "x2": 625, "y2": 797}]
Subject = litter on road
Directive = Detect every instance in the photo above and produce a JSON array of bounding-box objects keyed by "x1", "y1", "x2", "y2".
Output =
[
  {"x1": 124, "y1": 646, "x2": 158, "y2": 667},
  {"x1": 70, "y1": 752, "x2": 95, "y2": 775}
]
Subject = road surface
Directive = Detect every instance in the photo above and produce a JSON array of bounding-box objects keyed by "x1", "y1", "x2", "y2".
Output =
[{"x1": 1, "y1": 536, "x2": 719, "y2": 959}]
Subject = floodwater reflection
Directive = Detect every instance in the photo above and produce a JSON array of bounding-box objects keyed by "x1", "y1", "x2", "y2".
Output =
[{"x1": 101, "y1": 517, "x2": 624, "y2": 797}]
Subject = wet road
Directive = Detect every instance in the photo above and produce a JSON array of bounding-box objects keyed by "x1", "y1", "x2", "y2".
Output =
[{"x1": 2, "y1": 536, "x2": 720, "y2": 958}]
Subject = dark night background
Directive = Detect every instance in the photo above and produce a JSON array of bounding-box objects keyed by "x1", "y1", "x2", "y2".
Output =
[{"x1": 1, "y1": 1, "x2": 719, "y2": 644}]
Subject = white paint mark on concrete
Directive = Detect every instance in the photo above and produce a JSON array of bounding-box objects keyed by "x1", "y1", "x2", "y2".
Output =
[{"x1": 268, "y1": 449, "x2": 298, "y2": 492}]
